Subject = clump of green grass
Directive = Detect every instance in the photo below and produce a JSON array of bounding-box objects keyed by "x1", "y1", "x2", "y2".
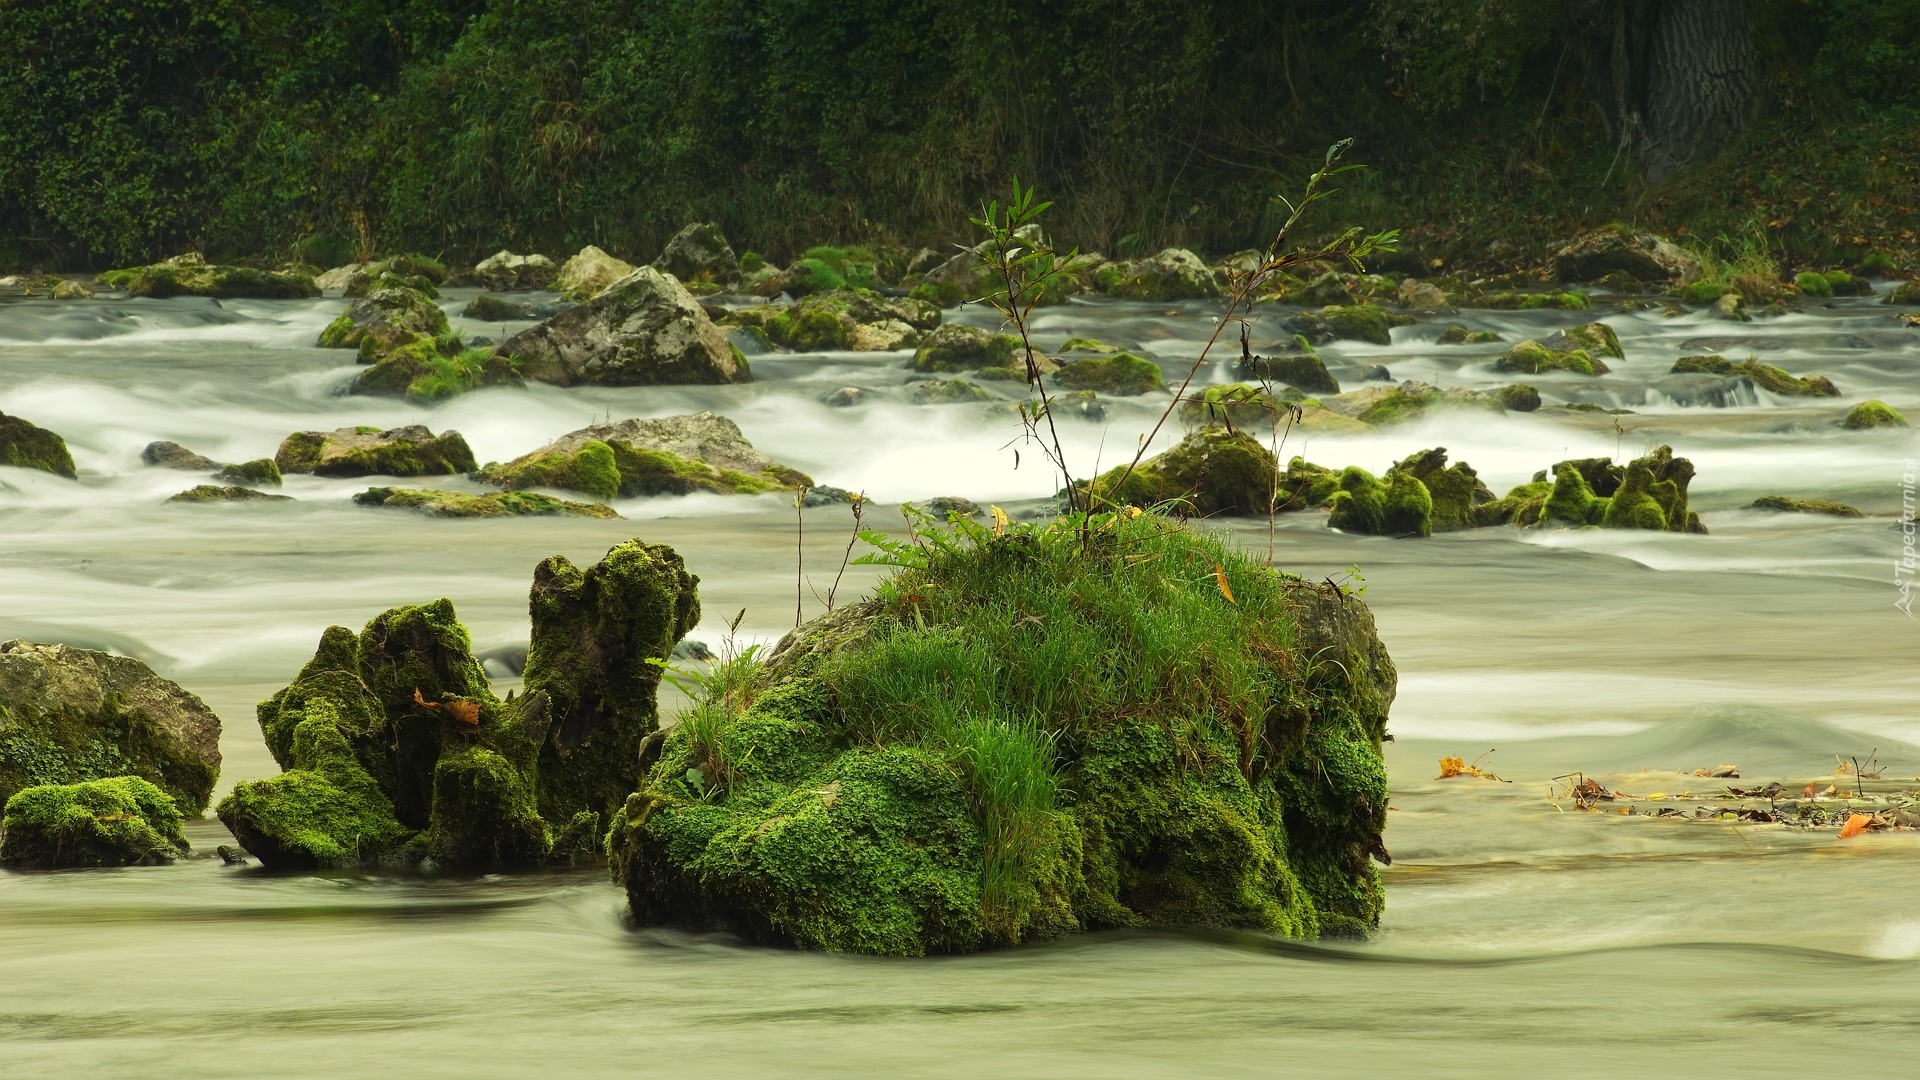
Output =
[{"x1": 1681, "y1": 224, "x2": 1785, "y2": 304}]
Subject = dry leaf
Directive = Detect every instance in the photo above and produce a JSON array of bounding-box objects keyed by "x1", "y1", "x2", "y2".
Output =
[
  {"x1": 1803, "y1": 782, "x2": 1819, "y2": 799},
  {"x1": 990, "y1": 505, "x2": 1009, "y2": 537},
  {"x1": 1213, "y1": 564, "x2": 1235, "y2": 604},
  {"x1": 445, "y1": 699, "x2": 480, "y2": 726},
  {"x1": 1839, "y1": 813, "x2": 1872, "y2": 839},
  {"x1": 413, "y1": 687, "x2": 436, "y2": 710},
  {"x1": 1437, "y1": 751, "x2": 1505, "y2": 781}
]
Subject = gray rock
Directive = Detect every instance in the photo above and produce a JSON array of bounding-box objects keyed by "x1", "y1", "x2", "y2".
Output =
[
  {"x1": 821, "y1": 386, "x2": 865, "y2": 408},
  {"x1": 497, "y1": 267, "x2": 749, "y2": 386},
  {"x1": 166, "y1": 485, "x2": 293, "y2": 504},
  {"x1": 918, "y1": 496, "x2": 981, "y2": 517},
  {"x1": 274, "y1": 425, "x2": 476, "y2": 478},
  {"x1": 477, "y1": 412, "x2": 808, "y2": 498},
  {"x1": 142, "y1": 440, "x2": 221, "y2": 471},
  {"x1": 0, "y1": 640, "x2": 222, "y2": 814},
  {"x1": 653, "y1": 223, "x2": 740, "y2": 287},
  {"x1": 1360, "y1": 365, "x2": 1393, "y2": 382},
  {"x1": 467, "y1": 250, "x2": 558, "y2": 291}
]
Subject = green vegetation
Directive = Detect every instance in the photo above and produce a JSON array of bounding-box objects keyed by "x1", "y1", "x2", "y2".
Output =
[
  {"x1": 609, "y1": 511, "x2": 1393, "y2": 953},
  {"x1": 1669, "y1": 355, "x2": 1839, "y2": 397},
  {"x1": 1495, "y1": 340, "x2": 1610, "y2": 377},
  {"x1": 0, "y1": 776, "x2": 188, "y2": 869},
  {"x1": 1084, "y1": 427, "x2": 1277, "y2": 517},
  {"x1": 1842, "y1": 400, "x2": 1910, "y2": 429},
  {"x1": 352, "y1": 487, "x2": 620, "y2": 518},
  {"x1": 214, "y1": 458, "x2": 281, "y2": 485},
  {"x1": 0, "y1": 411, "x2": 77, "y2": 478},
  {"x1": 1052, "y1": 353, "x2": 1164, "y2": 396}
]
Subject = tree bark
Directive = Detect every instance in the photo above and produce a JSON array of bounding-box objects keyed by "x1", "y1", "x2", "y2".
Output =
[{"x1": 1577, "y1": 0, "x2": 1763, "y2": 186}]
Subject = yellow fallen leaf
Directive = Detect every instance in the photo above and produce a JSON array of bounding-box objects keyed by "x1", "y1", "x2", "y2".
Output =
[
  {"x1": 990, "y1": 505, "x2": 1009, "y2": 537},
  {"x1": 1213, "y1": 564, "x2": 1235, "y2": 604},
  {"x1": 1646, "y1": 792, "x2": 1668, "y2": 800},
  {"x1": 1839, "y1": 813, "x2": 1872, "y2": 839}
]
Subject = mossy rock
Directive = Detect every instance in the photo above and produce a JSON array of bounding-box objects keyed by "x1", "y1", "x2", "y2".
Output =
[
  {"x1": 910, "y1": 324, "x2": 1021, "y2": 372},
  {"x1": 214, "y1": 458, "x2": 281, "y2": 486},
  {"x1": 1326, "y1": 466, "x2": 1433, "y2": 537},
  {"x1": 1236, "y1": 348, "x2": 1339, "y2": 395},
  {"x1": 1795, "y1": 271, "x2": 1833, "y2": 298},
  {"x1": 166, "y1": 485, "x2": 293, "y2": 504},
  {"x1": 1084, "y1": 427, "x2": 1276, "y2": 516},
  {"x1": 1291, "y1": 304, "x2": 1411, "y2": 346},
  {"x1": 1546, "y1": 322, "x2": 1624, "y2": 359},
  {"x1": 744, "y1": 288, "x2": 940, "y2": 352},
  {"x1": 909, "y1": 379, "x2": 993, "y2": 405},
  {"x1": 1058, "y1": 337, "x2": 1122, "y2": 354},
  {"x1": 1388, "y1": 448, "x2": 1494, "y2": 533},
  {"x1": 1495, "y1": 384, "x2": 1542, "y2": 411},
  {"x1": 317, "y1": 284, "x2": 449, "y2": 358},
  {"x1": 463, "y1": 294, "x2": 528, "y2": 321},
  {"x1": 1879, "y1": 281, "x2": 1920, "y2": 306},
  {"x1": 351, "y1": 341, "x2": 524, "y2": 403},
  {"x1": 0, "y1": 411, "x2": 77, "y2": 478},
  {"x1": 1473, "y1": 290, "x2": 1591, "y2": 311},
  {"x1": 1746, "y1": 496, "x2": 1862, "y2": 517},
  {"x1": 495, "y1": 266, "x2": 748, "y2": 386},
  {"x1": 1275, "y1": 457, "x2": 1340, "y2": 511},
  {"x1": 1531, "y1": 446, "x2": 1702, "y2": 533},
  {"x1": 1094, "y1": 248, "x2": 1221, "y2": 301},
  {"x1": 1670, "y1": 355, "x2": 1838, "y2": 396},
  {"x1": 275, "y1": 425, "x2": 477, "y2": 478},
  {"x1": 609, "y1": 513, "x2": 1394, "y2": 953},
  {"x1": 0, "y1": 777, "x2": 188, "y2": 869},
  {"x1": 1842, "y1": 400, "x2": 1909, "y2": 429},
  {"x1": 98, "y1": 253, "x2": 319, "y2": 299},
  {"x1": 0, "y1": 640, "x2": 222, "y2": 815},
  {"x1": 1493, "y1": 339, "x2": 1610, "y2": 376},
  {"x1": 1468, "y1": 480, "x2": 1553, "y2": 527},
  {"x1": 1437, "y1": 326, "x2": 1500, "y2": 345},
  {"x1": 1178, "y1": 384, "x2": 1290, "y2": 429},
  {"x1": 1052, "y1": 352, "x2": 1163, "y2": 396},
  {"x1": 220, "y1": 560, "x2": 692, "y2": 871},
  {"x1": 477, "y1": 412, "x2": 810, "y2": 499},
  {"x1": 351, "y1": 487, "x2": 620, "y2": 519}
]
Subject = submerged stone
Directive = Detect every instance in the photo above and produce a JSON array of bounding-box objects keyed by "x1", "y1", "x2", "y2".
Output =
[
  {"x1": 0, "y1": 640, "x2": 222, "y2": 814},
  {"x1": 1841, "y1": 400, "x2": 1909, "y2": 430},
  {"x1": 352, "y1": 487, "x2": 619, "y2": 519},
  {"x1": 275, "y1": 425, "x2": 477, "y2": 478},
  {"x1": 0, "y1": 411, "x2": 77, "y2": 478},
  {"x1": 909, "y1": 379, "x2": 993, "y2": 405},
  {"x1": 1746, "y1": 496, "x2": 1862, "y2": 517},
  {"x1": 167, "y1": 485, "x2": 293, "y2": 504},
  {"x1": 1670, "y1": 355, "x2": 1838, "y2": 397},
  {"x1": 608, "y1": 515, "x2": 1394, "y2": 954},
  {"x1": 725, "y1": 288, "x2": 939, "y2": 352},
  {"x1": 0, "y1": 776, "x2": 188, "y2": 869},
  {"x1": 477, "y1": 412, "x2": 810, "y2": 499}
]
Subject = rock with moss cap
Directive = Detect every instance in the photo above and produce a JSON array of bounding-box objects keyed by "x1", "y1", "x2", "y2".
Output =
[
  {"x1": 1553, "y1": 227, "x2": 1700, "y2": 284},
  {"x1": 1670, "y1": 355, "x2": 1838, "y2": 396},
  {"x1": 1083, "y1": 427, "x2": 1276, "y2": 516},
  {"x1": 1879, "y1": 282, "x2": 1920, "y2": 306},
  {"x1": 0, "y1": 411, "x2": 77, "y2": 478},
  {"x1": 725, "y1": 288, "x2": 940, "y2": 352},
  {"x1": 1437, "y1": 326, "x2": 1501, "y2": 345},
  {"x1": 0, "y1": 776, "x2": 189, "y2": 869},
  {"x1": 349, "y1": 339, "x2": 525, "y2": 403},
  {"x1": 96, "y1": 253, "x2": 319, "y2": 299},
  {"x1": 1494, "y1": 339, "x2": 1611, "y2": 376},
  {"x1": 213, "y1": 458, "x2": 281, "y2": 486},
  {"x1": 609, "y1": 512, "x2": 1394, "y2": 954},
  {"x1": 1052, "y1": 352, "x2": 1164, "y2": 396},
  {"x1": 1237, "y1": 341, "x2": 1339, "y2": 395},
  {"x1": 1327, "y1": 466, "x2": 1435, "y2": 537},
  {"x1": 1746, "y1": 496, "x2": 1862, "y2": 517},
  {"x1": 496, "y1": 267, "x2": 748, "y2": 386},
  {"x1": 463, "y1": 250, "x2": 557, "y2": 291},
  {"x1": 1532, "y1": 446, "x2": 1704, "y2": 532},
  {"x1": 352, "y1": 487, "x2": 620, "y2": 519},
  {"x1": 167, "y1": 485, "x2": 293, "y2": 504},
  {"x1": 1544, "y1": 322, "x2": 1624, "y2": 360},
  {"x1": 219, "y1": 544, "x2": 698, "y2": 869},
  {"x1": 478, "y1": 412, "x2": 810, "y2": 500},
  {"x1": 275, "y1": 425, "x2": 476, "y2": 478},
  {"x1": 1842, "y1": 400, "x2": 1909, "y2": 429},
  {"x1": 909, "y1": 379, "x2": 993, "y2": 405},
  {"x1": 0, "y1": 640, "x2": 222, "y2": 814},
  {"x1": 143, "y1": 441, "x2": 220, "y2": 471},
  {"x1": 653, "y1": 223, "x2": 740, "y2": 288},
  {"x1": 556, "y1": 245, "x2": 637, "y2": 300},
  {"x1": 1288, "y1": 304, "x2": 1412, "y2": 347},
  {"x1": 317, "y1": 283, "x2": 449, "y2": 359},
  {"x1": 910, "y1": 323, "x2": 1022, "y2": 372},
  {"x1": 1093, "y1": 247, "x2": 1221, "y2": 301}
]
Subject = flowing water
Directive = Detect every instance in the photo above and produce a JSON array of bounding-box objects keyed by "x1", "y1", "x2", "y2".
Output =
[{"x1": 2, "y1": 283, "x2": 1918, "y2": 1076}]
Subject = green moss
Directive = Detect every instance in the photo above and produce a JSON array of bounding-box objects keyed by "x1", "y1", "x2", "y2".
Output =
[
  {"x1": 1671, "y1": 354, "x2": 1734, "y2": 376},
  {"x1": 275, "y1": 426, "x2": 477, "y2": 478},
  {"x1": 0, "y1": 776, "x2": 187, "y2": 869},
  {"x1": 1276, "y1": 457, "x2": 1339, "y2": 510},
  {"x1": 911, "y1": 324, "x2": 1020, "y2": 372},
  {"x1": 1538, "y1": 462, "x2": 1609, "y2": 527},
  {"x1": 1495, "y1": 384, "x2": 1542, "y2": 411},
  {"x1": 351, "y1": 487, "x2": 619, "y2": 518},
  {"x1": 1326, "y1": 464, "x2": 1436, "y2": 537},
  {"x1": 0, "y1": 689, "x2": 218, "y2": 817},
  {"x1": 1674, "y1": 354, "x2": 1839, "y2": 396},
  {"x1": 1179, "y1": 384, "x2": 1287, "y2": 429},
  {"x1": 166, "y1": 484, "x2": 292, "y2": 503},
  {"x1": 611, "y1": 513, "x2": 1391, "y2": 953},
  {"x1": 1475, "y1": 290, "x2": 1590, "y2": 310},
  {"x1": 214, "y1": 458, "x2": 281, "y2": 486},
  {"x1": 1052, "y1": 352, "x2": 1163, "y2": 396},
  {"x1": 1315, "y1": 304, "x2": 1408, "y2": 345},
  {"x1": 525, "y1": 540, "x2": 700, "y2": 825},
  {"x1": 1796, "y1": 270, "x2": 1833, "y2": 297},
  {"x1": 1237, "y1": 349, "x2": 1338, "y2": 394},
  {"x1": 1746, "y1": 495, "x2": 1863, "y2": 517},
  {"x1": 770, "y1": 304, "x2": 851, "y2": 350},
  {"x1": 1059, "y1": 337, "x2": 1120, "y2": 354},
  {"x1": 1469, "y1": 480, "x2": 1552, "y2": 527},
  {"x1": 1842, "y1": 399, "x2": 1909, "y2": 429},
  {"x1": 1553, "y1": 322, "x2": 1623, "y2": 359},
  {"x1": 1437, "y1": 325, "x2": 1500, "y2": 344},
  {"x1": 1390, "y1": 448, "x2": 1490, "y2": 532},
  {"x1": 0, "y1": 411, "x2": 77, "y2": 478},
  {"x1": 106, "y1": 255, "x2": 319, "y2": 300},
  {"x1": 909, "y1": 379, "x2": 993, "y2": 405},
  {"x1": 1085, "y1": 427, "x2": 1278, "y2": 516},
  {"x1": 1494, "y1": 339, "x2": 1609, "y2": 376},
  {"x1": 462, "y1": 294, "x2": 525, "y2": 321}
]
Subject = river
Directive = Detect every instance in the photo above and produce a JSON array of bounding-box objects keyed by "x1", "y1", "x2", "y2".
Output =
[{"x1": 2, "y1": 280, "x2": 1917, "y2": 1075}]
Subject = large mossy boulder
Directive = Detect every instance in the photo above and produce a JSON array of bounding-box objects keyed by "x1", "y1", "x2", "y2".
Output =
[
  {"x1": 97, "y1": 253, "x2": 319, "y2": 299},
  {"x1": 0, "y1": 641, "x2": 222, "y2": 814},
  {"x1": 477, "y1": 412, "x2": 811, "y2": 500},
  {"x1": 275, "y1": 425, "x2": 476, "y2": 478},
  {"x1": 608, "y1": 513, "x2": 1393, "y2": 954},
  {"x1": 167, "y1": 484, "x2": 292, "y2": 504},
  {"x1": 653, "y1": 223, "x2": 740, "y2": 288},
  {"x1": 496, "y1": 267, "x2": 748, "y2": 386},
  {"x1": 0, "y1": 776, "x2": 189, "y2": 869},
  {"x1": 1841, "y1": 400, "x2": 1910, "y2": 429},
  {"x1": 219, "y1": 547, "x2": 698, "y2": 869},
  {"x1": 0, "y1": 411, "x2": 77, "y2": 478},
  {"x1": 1322, "y1": 447, "x2": 1496, "y2": 538},
  {"x1": 352, "y1": 487, "x2": 619, "y2": 519},
  {"x1": 1093, "y1": 248, "x2": 1221, "y2": 301},
  {"x1": 142, "y1": 440, "x2": 220, "y2": 471},
  {"x1": 1084, "y1": 427, "x2": 1276, "y2": 516},
  {"x1": 1529, "y1": 446, "x2": 1705, "y2": 532},
  {"x1": 1237, "y1": 345, "x2": 1340, "y2": 395},
  {"x1": 1544, "y1": 322, "x2": 1624, "y2": 360},
  {"x1": 1052, "y1": 352, "x2": 1164, "y2": 396},
  {"x1": 1287, "y1": 304, "x2": 1412, "y2": 347},
  {"x1": 724, "y1": 288, "x2": 940, "y2": 352},
  {"x1": 1553, "y1": 227, "x2": 1700, "y2": 284},
  {"x1": 316, "y1": 284, "x2": 449, "y2": 358}
]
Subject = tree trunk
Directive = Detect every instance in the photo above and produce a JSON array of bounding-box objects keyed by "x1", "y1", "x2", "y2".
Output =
[{"x1": 1578, "y1": 0, "x2": 1763, "y2": 186}]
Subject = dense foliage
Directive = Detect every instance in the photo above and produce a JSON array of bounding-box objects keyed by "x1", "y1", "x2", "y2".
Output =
[{"x1": 6, "y1": 0, "x2": 1920, "y2": 270}]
